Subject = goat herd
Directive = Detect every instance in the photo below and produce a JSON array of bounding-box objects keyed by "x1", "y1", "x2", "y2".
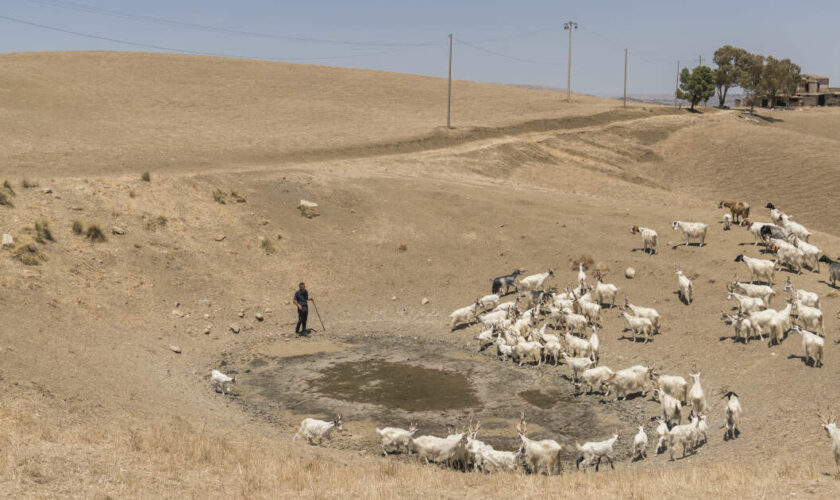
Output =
[{"x1": 218, "y1": 201, "x2": 840, "y2": 475}]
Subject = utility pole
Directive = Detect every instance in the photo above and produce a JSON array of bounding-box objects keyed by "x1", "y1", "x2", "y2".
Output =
[
  {"x1": 698, "y1": 55, "x2": 703, "y2": 66},
  {"x1": 623, "y1": 48, "x2": 628, "y2": 108},
  {"x1": 447, "y1": 33, "x2": 453, "y2": 129},
  {"x1": 564, "y1": 21, "x2": 578, "y2": 102},
  {"x1": 674, "y1": 60, "x2": 680, "y2": 109}
]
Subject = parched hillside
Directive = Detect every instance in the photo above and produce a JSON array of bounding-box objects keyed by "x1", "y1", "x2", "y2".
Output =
[{"x1": 0, "y1": 52, "x2": 840, "y2": 498}]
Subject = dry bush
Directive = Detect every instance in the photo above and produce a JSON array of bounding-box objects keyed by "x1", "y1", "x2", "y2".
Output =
[
  {"x1": 570, "y1": 254, "x2": 595, "y2": 271},
  {"x1": 0, "y1": 189, "x2": 13, "y2": 208},
  {"x1": 2, "y1": 180, "x2": 15, "y2": 196},
  {"x1": 141, "y1": 171, "x2": 151, "y2": 182},
  {"x1": 71, "y1": 220, "x2": 84, "y2": 235},
  {"x1": 34, "y1": 219, "x2": 54, "y2": 243},
  {"x1": 13, "y1": 239, "x2": 46, "y2": 265},
  {"x1": 213, "y1": 189, "x2": 227, "y2": 204},
  {"x1": 260, "y1": 237, "x2": 276, "y2": 255},
  {"x1": 21, "y1": 179, "x2": 39, "y2": 189},
  {"x1": 85, "y1": 224, "x2": 106, "y2": 243},
  {"x1": 230, "y1": 190, "x2": 247, "y2": 203}
]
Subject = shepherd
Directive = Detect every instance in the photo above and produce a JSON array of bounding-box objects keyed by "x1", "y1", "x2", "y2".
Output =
[{"x1": 294, "y1": 282, "x2": 311, "y2": 335}]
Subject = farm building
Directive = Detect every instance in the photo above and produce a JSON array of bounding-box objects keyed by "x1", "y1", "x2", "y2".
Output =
[{"x1": 756, "y1": 74, "x2": 840, "y2": 107}]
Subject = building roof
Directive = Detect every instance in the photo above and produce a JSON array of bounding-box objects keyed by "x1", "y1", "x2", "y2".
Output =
[{"x1": 802, "y1": 73, "x2": 829, "y2": 81}]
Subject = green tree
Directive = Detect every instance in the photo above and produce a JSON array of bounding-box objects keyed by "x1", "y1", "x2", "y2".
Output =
[
  {"x1": 676, "y1": 65, "x2": 716, "y2": 111},
  {"x1": 761, "y1": 56, "x2": 801, "y2": 108},
  {"x1": 713, "y1": 45, "x2": 746, "y2": 108},
  {"x1": 737, "y1": 52, "x2": 765, "y2": 112}
]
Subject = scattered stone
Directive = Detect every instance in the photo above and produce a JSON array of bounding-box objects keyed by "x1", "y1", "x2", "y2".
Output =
[
  {"x1": 276, "y1": 232, "x2": 283, "y2": 240},
  {"x1": 255, "y1": 312, "x2": 264, "y2": 321},
  {"x1": 175, "y1": 302, "x2": 181, "y2": 307},
  {"x1": 398, "y1": 243, "x2": 407, "y2": 252},
  {"x1": 391, "y1": 296, "x2": 397, "y2": 301},
  {"x1": 298, "y1": 200, "x2": 320, "y2": 218},
  {"x1": 421, "y1": 297, "x2": 430, "y2": 305},
  {"x1": 265, "y1": 308, "x2": 273, "y2": 314},
  {"x1": 42, "y1": 188, "x2": 52, "y2": 194},
  {"x1": 2, "y1": 233, "x2": 13, "y2": 249},
  {"x1": 169, "y1": 345, "x2": 182, "y2": 354},
  {"x1": 625, "y1": 267, "x2": 636, "y2": 279},
  {"x1": 238, "y1": 311, "x2": 245, "y2": 318},
  {"x1": 199, "y1": 299, "x2": 211, "y2": 307},
  {"x1": 203, "y1": 313, "x2": 210, "y2": 319},
  {"x1": 111, "y1": 226, "x2": 125, "y2": 235},
  {"x1": 214, "y1": 235, "x2": 226, "y2": 242},
  {"x1": 203, "y1": 326, "x2": 211, "y2": 335},
  {"x1": 260, "y1": 220, "x2": 270, "y2": 226},
  {"x1": 171, "y1": 310, "x2": 183, "y2": 317},
  {"x1": 229, "y1": 324, "x2": 240, "y2": 334}
]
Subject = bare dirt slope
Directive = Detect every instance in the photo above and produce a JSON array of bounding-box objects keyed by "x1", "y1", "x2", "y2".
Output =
[{"x1": 1, "y1": 52, "x2": 839, "y2": 498}]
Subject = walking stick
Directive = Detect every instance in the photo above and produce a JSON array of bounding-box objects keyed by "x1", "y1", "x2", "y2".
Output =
[{"x1": 311, "y1": 299, "x2": 326, "y2": 332}]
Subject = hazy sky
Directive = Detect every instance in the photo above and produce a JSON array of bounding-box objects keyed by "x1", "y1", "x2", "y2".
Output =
[{"x1": 2, "y1": 0, "x2": 838, "y2": 96}]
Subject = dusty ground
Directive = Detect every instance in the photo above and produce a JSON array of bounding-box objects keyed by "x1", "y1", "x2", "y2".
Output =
[{"x1": 1, "y1": 52, "x2": 840, "y2": 498}]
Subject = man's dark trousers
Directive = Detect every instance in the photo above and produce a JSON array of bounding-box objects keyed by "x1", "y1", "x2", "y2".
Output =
[{"x1": 296, "y1": 308, "x2": 308, "y2": 333}]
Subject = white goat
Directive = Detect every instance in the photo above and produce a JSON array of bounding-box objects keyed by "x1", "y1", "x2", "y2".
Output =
[
  {"x1": 743, "y1": 220, "x2": 774, "y2": 245},
  {"x1": 688, "y1": 372, "x2": 706, "y2": 413},
  {"x1": 722, "y1": 213, "x2": 732, "y2": 230},
  {"x1": 412, "y1": 433, "x2": 469, "y2": 467},
  {"x1": 478, "y1": 294, "x2": 501, "y2": 310},
  {"x1": 618, "y1": 311, "x2": 654, "y2": 343},
  {"x1": 512, "y1": 338, "x2": 543, "y2": 366},
  {"x1": 727, "y1": 291, "x2": 766, "y2": 314},
  {"x1": 605, "y1": 365, "x2": 651, "y2": 400},
  {"x1": 666, "y1": 417, "x2": 700, "y2": 460},
  {"x1": 574, "y1": 366, "x2": 614, "y2": 395},
  {"x1": 723, "y1": 312, "x2": 754, "y2": 344},
  {"x1": 496, "y1": 336, "x2": 514, "y2": 361},
  {"x1": 651, "y1": 372, "x2": 689, "y2": 403},
  {"x1": 747, "y1": 307, "x2": 778, "y2": 342},
  {"x1": 771, "y1": 244, "x2": 805, "y2": 274},
  {"x1": 734, "y1": 255, "x2": 775, "y2": 284},
  {"x1": 818, "y1": 410, "x2": 840, "y2": 471},
  {"x1": 723, "y1": 392, "x2": 742, "y2": 441},
  {"x1": 622, "y1": 297, "x2": 661, "y2": 332},
  {"x1": 516, "y1": 416, "x2": 564, "y2": 475},
  {"x1": 574, "y1": 297, "x2": 602, "y2": 326},
  {"x1": 518, "y1": 269, "x2": 555, "y2": 291},
  {"x1": 655, "y1": 389, "x2": 683, "y2": 429},
  {"x1": 589, "y1": 326, "x2": 600, "y2": 362},
  {"x1": 631, "y1": 225, "x2": 658, "y2": 254},
  {"x1": 560, "y1": 308, "x2": 589, "y2": 335},
  {"x1": 768, "y1": 301, "x2": 794, "y2": 345},
  {"x1": 591, "y1": 275, "x2": 619, "y2": 309},
  {"x1": 729, "y1": 281, "x2": 776, "y2": 307},
  {"x1": 211, "y1": 369, "x2": 236, "y2": 394},
  {"x1": 654, "y1": 418, "x2": 669, "y2": 454},
  {"x1": 672, "y1": 220, "x2": 707, "y2": 246},
  {"x1": 449, "y1": 300, "x2": 480, "y2": 330},
  {"x1": 493, "y1": 298, "x2": 519, "y2": 313},
  {"x1": 791, "y1": 237, "x2": 822, "y2": 271},
  {"x1": 575, "y1": 433, "x2": 620, "y2": 471},
  {"x1": 780, "y1": 215, "x2": 811, "y2": 242},
  {"x1": 562, "y1": 352, "x2": 595, "y2": 381},
  {"x1": 676, "y1": 270, "x2": 694, "y2": 304},
  {"x1": 792, "y1": 301, "x2": 825, "y2": 336},
  {"x1": 632, "y1": 425, "x2": 648, "y2": 460},
  {"x1": 475, "y1": 327, "x2": 497, "y2": 351},
  {"x1": 376, "y1": 423, "x2": 418, "y2": 455},
  {"x1": 543, "y1": 341, "x2": 564, "y2": 366},
  {"x1": 564, "y1": 332, "x2": 592, "y2": 358},
  {"x1": 791, "y1": 326, "x2": 824, "y2": 368},
  {"x1": 784, "y1": 278, "x2": 820, "y2": 308},
  {"x1": 294, "y1": 415, "x2": 343, "y2": 445}
]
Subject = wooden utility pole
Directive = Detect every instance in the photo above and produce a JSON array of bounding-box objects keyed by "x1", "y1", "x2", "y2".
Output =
[
  {"x1": 447, "y1": 33, "x2": 453, "y2": 129},
  {"x1": 698, "y1": 55, "x2": 703, "y2": 66},
  {"x1": 623, "y1": 48, "x2": 628, "y2": 107},
  {"x1": 564, "y1": 21, "x2": 577, "y2": 101},
  {"x1": 674, "y1": 61, "x2": 680, "y2": 109}
]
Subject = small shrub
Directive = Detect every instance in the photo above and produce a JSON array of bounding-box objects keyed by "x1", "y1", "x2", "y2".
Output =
[
  {"x1": 85, "y1": 224, "x2": 106, "y2": 243},
  {"x1": 129, "y1": 190, "x2": 136, "y2": 198},
  {"x1": 260, "y1": 238, "x2": 276, "y2": 255},
  {"x1": 71, "y1": 220, "x2": 83, "y2": 235},
  {"x1": 2, "y1": 180, "x2": 15, "y2": 196},
  {"x1": 213, "y1": 189, "x2": 227, "y2": 204},
  {"x1": 34, "y1": 220, "x2": 54, "y2": 243},
  {"x1": 570, "y1": 255, "x2": 595, "y2": 271},
  {"x1": 21, "y1": 179, "x2": 39, "y2": 189},
  {"x1": 156, "y1": 215, "x2": 167, "y2": 227},
  {"x1": 141, "y1": 171, "x2": 151, "y2": 182},
  {"x1": 0, "y1": 190, "x2": 13, "y2": 208},
  {"x1": 230, "y1": 190, "x2": 246, "y2": 203},
  {"x1": 13, "y1": 239, "x2": 46, "y2": 265}
]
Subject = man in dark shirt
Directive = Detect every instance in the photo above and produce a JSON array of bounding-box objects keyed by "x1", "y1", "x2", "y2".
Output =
[{"x1": 294, "y1": 282, "x2": 310, "y2": 335}]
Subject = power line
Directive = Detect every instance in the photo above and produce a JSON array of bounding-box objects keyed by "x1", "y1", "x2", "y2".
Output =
[
  {"x1": 454, "y1": 37, "x2": 564, "y2": 67},
  {"x1": 20, "y1": 0, "x2": 444, "y2": 47},
  {"x1": 0, "y1": 13, "x2": 426, "y2": 61}
]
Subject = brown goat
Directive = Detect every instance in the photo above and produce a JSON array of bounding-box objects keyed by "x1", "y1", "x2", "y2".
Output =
[{"x1": 719, "y1": 201, "x2": 750, "y2": 223}]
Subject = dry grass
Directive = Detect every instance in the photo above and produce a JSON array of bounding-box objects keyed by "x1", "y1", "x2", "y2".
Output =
[
  {"x1": 213, "y1": 189, "x2": 226, "y2": 205},
  {"x1": 85, "y1": 224, "x2": 106, "y2": 243},
  {"x1": 570, "y1": 255, "x2": 595, "y2": 271},
  {"x1": 260, "y1": 237, "x2": 276, "y2": 255},
  {"x1": 34, "y1": 219, "x2": 54, "y2": 244},
  {"x1": 0, "y1": 397, "x2": 833, "y2": 499},
  {"x1": 21, "y1": 179, "x2": 39, "y2": 189},
  {"x1": 2, "y1": 179, "x2": 15, "y2": 196},
  {"x1": 141, "y1": 171, "x2": 151, "y2": 182},
  {"x1": 0, "y1": 189, "x2": 13, "y2": 208},
  {"x1": 230, "y1": 190, "x2": 246, "y2": 203},
  {"x1": 71, "y1": 220, "x2": 83, "y2": 235},
  {"x1": 12, "y1": 238, "x2": 46, "y2": 265}
]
